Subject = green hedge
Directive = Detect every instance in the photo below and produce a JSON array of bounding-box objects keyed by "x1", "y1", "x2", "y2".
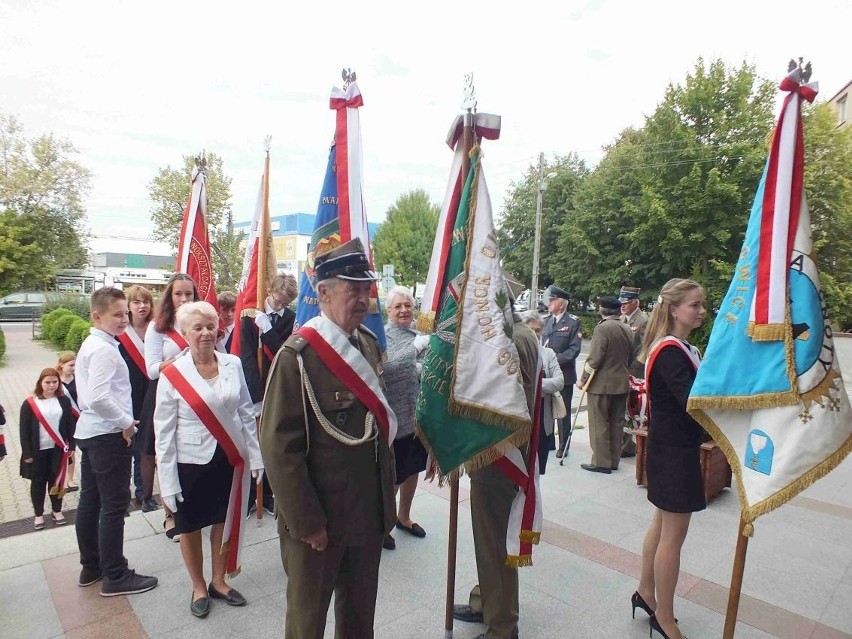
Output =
[
  {"x1": 41, "y1": 308, "x2": 75, "y2": 340},
  {"x1": 64, "y1": 319, "x2": 91, "y2": 351},
  {"x1": 49, "y1": 314, "x2": 78, "y2": 345},
  {"x1": 43, "y1": 294, "x2": 91, "y2": 321},
  {"x1": 0, "y1": 326, "x2": 5, "y2": 364}
]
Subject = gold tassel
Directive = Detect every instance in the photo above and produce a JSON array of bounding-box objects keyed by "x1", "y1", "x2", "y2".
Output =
[
  {"x1": 417, "y1": 312, "x2": 436, "y2": 334},
  {"x1": 743, "y1": 522, "x2": 754, "y2": 537},
  {"x1": 240, "y1": 308, "x2": 258, "y2": 319}
]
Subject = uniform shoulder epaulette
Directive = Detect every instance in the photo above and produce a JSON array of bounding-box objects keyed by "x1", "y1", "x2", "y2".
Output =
[
  {"x1": 284, "y1": 333, "x2": 309, "y2": 352},
  {"x1": 569, "y1": 314, "x2": 579, "y2": 321},
  {"x1": 356, "y1": 324, "x2": 378, "y2": 341}
]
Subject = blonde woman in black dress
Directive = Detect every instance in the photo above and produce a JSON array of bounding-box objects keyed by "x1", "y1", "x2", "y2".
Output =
[{"x1": 632, "y1": 278, "x2": 706, "y2": 639}]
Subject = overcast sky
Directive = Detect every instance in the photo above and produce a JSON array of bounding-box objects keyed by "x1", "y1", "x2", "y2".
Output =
[{"x1": 2, "y1": 0, "x2": 849, "y2": 253}]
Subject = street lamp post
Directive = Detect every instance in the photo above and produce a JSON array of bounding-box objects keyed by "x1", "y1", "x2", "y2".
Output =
[{"x1": 531, "y1": 152, "x2": 557, "y2": 309}]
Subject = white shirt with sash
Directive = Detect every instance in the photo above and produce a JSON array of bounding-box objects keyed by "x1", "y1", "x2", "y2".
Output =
[
  {"x1": 117, "y1": 325, "x2": 149, "y2": 380},
  {"x1": 144, "y1": 322, "x2": 189, "y2": 380}
]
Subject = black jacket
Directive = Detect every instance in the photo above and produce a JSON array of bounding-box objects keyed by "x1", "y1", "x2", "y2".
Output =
[
  {"x1": 541, "y1": 312, "x2": 583, "y2": 384},
  {"x1": 239, "y1": 309, "x2": 295, "y2": 403}
]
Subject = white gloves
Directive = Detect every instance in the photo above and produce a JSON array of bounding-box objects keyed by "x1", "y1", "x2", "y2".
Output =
[
  {"x1": 413, "y1": 334, "x2": 430, "y2": 354},
  {"x1": 254, "y1": 313, "x2": 273, "y2": 334},
  {"x1": 251, "y1": 468, "x2": 265, "y2": 485},
  {"x1": 163, "y1": 492, "x2": 184, "y2": 513}
]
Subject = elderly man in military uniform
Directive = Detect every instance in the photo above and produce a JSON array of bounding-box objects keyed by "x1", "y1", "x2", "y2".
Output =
[
  {"x1": 619, "y1": 285, "x2": 648, "y2": 457},
  {"x1": 577, "y1": 296, "x2": 634, "y2": 474},
  {"x1": 260, "y1": 238, "x2": 397, "y2": 639},
  {"x1": 453, "y1": 307, "x2": 540, "y2": 639},
  {"x1": 540, "y1": 285, "x2": 582, "y2": 457}
]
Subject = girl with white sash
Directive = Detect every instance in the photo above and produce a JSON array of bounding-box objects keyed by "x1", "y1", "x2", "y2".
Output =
[
  {"x1": 141, "y1": 273, "x2": 196, "y2": 537},
  {"x1": 57, "y1": 351, "x2": 80, "y2": 490},
  {"x1": 19, "y1": 367, "x2": 76, "y2": 530},
  {"x1": 154, "y1": 302, "x2": 263, "y2": 619},
  {"x1": 632, "y1": 279, "x2": 707, "y2": 639}
]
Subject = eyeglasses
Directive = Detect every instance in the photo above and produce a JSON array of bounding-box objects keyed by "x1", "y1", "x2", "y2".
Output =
[{"x1": 269, "y1": 295, "x2": 289, "y2": 308}]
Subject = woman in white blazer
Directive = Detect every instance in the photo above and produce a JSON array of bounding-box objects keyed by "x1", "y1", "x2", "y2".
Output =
[
  {"x1": 154, "y1": 301, "x2": 263, "y2": 619},
  {"x1": 522, "y1": 311, "x2": 565, "y2": 474}
]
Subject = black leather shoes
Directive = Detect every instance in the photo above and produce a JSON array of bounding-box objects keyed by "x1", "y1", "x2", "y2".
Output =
[
  {"x1": 581, "y1": 463, "x2": 612, "y2": 474},
  {"x1": 452, "y1": 604, "x2": 483, "y2": 623},
  {"x1": 208, "y1": 585, "x2": 246, "y2": 606},
  {"x1": 190, "y1": 595, "x2": 210, "y2": 618}
]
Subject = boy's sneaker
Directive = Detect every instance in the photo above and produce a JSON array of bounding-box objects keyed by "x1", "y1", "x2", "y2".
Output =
[
  {"x1": 100, "y1": 569, "x2": 158, "y2": 597},
  {"x1": 78, "y1": 567, "x2": 103, "y2": 587}
]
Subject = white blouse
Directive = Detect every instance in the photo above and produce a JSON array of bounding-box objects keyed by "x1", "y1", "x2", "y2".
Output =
[
  {"x1": 144, "y1": 323, "x2": 186, "y2": 380},
  {"x1": 35, "y1": 397, "x2": 62, "y2": 450}
]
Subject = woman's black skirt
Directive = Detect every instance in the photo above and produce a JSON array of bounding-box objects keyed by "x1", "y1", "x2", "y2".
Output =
[
  {"x1": 393, "y1": 433, "x2": 428, "y2": 485},
  {"x1": 174, "y1": 444, "x2": 234, "y2": 534}
]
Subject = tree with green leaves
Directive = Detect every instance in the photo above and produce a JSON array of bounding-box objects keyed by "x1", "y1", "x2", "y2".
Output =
[
  {"x1": 802, "y1": 101, "x2": 852, "y2": 329},
  {"x1": 372, "y1": 189, "x2": 440, "y2": 287},
  {"x1": 0, "y1": 114, "x2": 90, "y2": 294},
  {"x1": 497, "y1": 154, "x2": 588, "y2": 292},
  {"x1": 148, "y1": 152, "x2": 243, "y2": 290},
  {"x1": 552, "y1": 59, "x2": 776, "y2": 308}
]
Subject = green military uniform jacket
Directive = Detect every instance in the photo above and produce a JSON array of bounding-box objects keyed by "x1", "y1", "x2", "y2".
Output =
[
  {"x1": 581, "y1": 316, "x2": 634, "y2": 395},
  {"x1": 260, "y1": 325, "x2": 396, "y2": 546},
  {"x1": 624, "y1": 308, "x2": 649, "y2": 378}
]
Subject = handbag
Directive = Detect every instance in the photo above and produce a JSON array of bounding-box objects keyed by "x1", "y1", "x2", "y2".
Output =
[{"x1": 551, "y1": 392, "x2": 568, "y2": 419}]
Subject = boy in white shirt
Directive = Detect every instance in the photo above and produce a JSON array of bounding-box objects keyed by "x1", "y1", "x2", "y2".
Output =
[{"x1": 74, "y1": 287, "x2": 158, "y2": 596}]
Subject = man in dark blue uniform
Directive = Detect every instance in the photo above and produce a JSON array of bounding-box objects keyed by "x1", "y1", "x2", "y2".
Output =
[{"x1": 540, "y1": 285, "x2": 582, "y2": 456}]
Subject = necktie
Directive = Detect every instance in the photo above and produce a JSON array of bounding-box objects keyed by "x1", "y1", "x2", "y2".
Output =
[{"x1": 270, "y1": 313, "x2": 279, "y2": 327}]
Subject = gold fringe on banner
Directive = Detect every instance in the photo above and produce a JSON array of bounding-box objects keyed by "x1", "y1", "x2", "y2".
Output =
[
  {"x1": 748, "y1": 322, "x2": 786, "y2": 342},
  {"x1": 505, "y1": 554, "x2": 533, "y2": 568},
  {"x1": 240, "y1": 308, "x2": 258, "y2": 319},
  {"x1": 519, "y1": 530, "x2": 541, "y2": 544}
]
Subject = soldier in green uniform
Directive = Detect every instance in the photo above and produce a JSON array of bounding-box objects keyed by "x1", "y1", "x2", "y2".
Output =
[
  {"x1": 619, "y1": 286, "x2": 648, "y2": 457},
  {"x1": 260, "y1": 238, "x2": 396, "y2": 639},
  {"x1": 453, "y1": 310, "x2": 539, "y2": 639},
  {"x1": 578, "y1": 296, "x2": 634, "y2": 473}
]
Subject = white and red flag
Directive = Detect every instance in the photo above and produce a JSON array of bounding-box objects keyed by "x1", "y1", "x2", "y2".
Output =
[
  {"x1": 231, "y1": 162, "x2": 276, "y2": 357},
  {"x1": 689, "y1": 68, "x2": 852, "y2": 536},
  {"x1": 176, "y1": 165, "x2": 217, "y2": 306}
]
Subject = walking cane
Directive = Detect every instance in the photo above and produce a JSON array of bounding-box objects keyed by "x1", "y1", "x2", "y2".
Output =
[{"x1": 559, "y1": 369, "x2": 595, "y2": 465}]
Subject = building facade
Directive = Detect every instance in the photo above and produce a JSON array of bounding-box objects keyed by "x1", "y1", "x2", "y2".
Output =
[{"x1": 828, "y1": 79, "x2": 850, "y2": 130}]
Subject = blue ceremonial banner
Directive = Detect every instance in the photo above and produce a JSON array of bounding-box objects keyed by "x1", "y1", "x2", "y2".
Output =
[
  {"x1": 688, "y1": 70, "x2": 852, "y2": 536},
  {"x1": 294, "y1": 145, "x2": 386, "y2": 349}
]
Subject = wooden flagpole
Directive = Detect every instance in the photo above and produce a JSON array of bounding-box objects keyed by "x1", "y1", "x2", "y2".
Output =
[
  {"x1": 444, "y1": 75, "x2": 477, "y2": 639},
  {"x1": 723, "y1": 515, "x2": 750, "y2": 638},
  {"x1": 254, "y1": 138, "x2": 272, "y2": 521}
]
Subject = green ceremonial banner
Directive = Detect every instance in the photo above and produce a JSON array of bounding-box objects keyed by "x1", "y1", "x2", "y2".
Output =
[{"x1": 415, "y1": 148, "x2": 522, "y2": 476}]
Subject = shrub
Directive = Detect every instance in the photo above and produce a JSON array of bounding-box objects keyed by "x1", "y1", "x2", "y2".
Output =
[
  {"x1": 49, "y1": 314, "x2": 78, "y2": 346},
  {"x1": 64, "y1": 319, "x2": 91, "y2": 352},
  {"x1": 0, "y1": 326, "x2": 5, "y2": 364},
  {"x1": 41, "y1": 308, "x2": 75, "y2": 340},
  {"x1": 43, "y1": 294, "x2": 91, "y2": 321}
]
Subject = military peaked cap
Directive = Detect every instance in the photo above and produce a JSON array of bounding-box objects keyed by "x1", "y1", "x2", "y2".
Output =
[
  {"x1": 546, "y1": 285, "x2": 571, "y2": 301},
  {"x1": 618, "y1": 286, "x2": 641, "y2": 303},
  {"x1": 314, "y1": 238, "x2": 379, "y2": 282}
]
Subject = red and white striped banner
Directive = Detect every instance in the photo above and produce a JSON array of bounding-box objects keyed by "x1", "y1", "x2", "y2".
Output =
[
  {"x1": 750, "y1": 70, "x2": 817, "y2": 340},
  {"x1": 176, "y1": 166, "x2": 217, "y2": 306},
  {"x1": 329, "y1": 83, "x2": 369, "y2": 248}
]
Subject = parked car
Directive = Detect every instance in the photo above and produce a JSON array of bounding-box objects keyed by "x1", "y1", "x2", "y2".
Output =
[{"x1": 0, "y1": 291, "x2": 48, "y2": 321}]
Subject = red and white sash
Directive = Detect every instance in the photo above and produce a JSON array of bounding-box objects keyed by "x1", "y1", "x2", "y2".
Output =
[
  {"x1": 62, "y1": 383, "x2": 81, "y2": 418},
  {"x1": 25, "y1": 396, "x2": 70, "y2": 494},
  {"x1": 161, "y1": 358, "x2": 250, "y2": 576},
  {"x1": 165, "y1": 329, "x2": 189, "y2": 351},
  {"x1": 494, "y1": 353, "x2": 544, "y2": 567},
  {"x1": 117, "y1": 328, "x2": 149, "y2": 380},
  {"x1": 645, "y1": 336, "x2": 701, "y2": 397},
  {"x1": 297, "y1": 316, "x2": 397, "y2": 445}
]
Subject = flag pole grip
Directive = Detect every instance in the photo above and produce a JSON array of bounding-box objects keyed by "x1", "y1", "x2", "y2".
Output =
[
  {"x1": 443, "y1": 477, "x2": 460, "y2": 637},
  {"x1": 723, "y1": 514, "x2": 749, "y2": 638}
]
